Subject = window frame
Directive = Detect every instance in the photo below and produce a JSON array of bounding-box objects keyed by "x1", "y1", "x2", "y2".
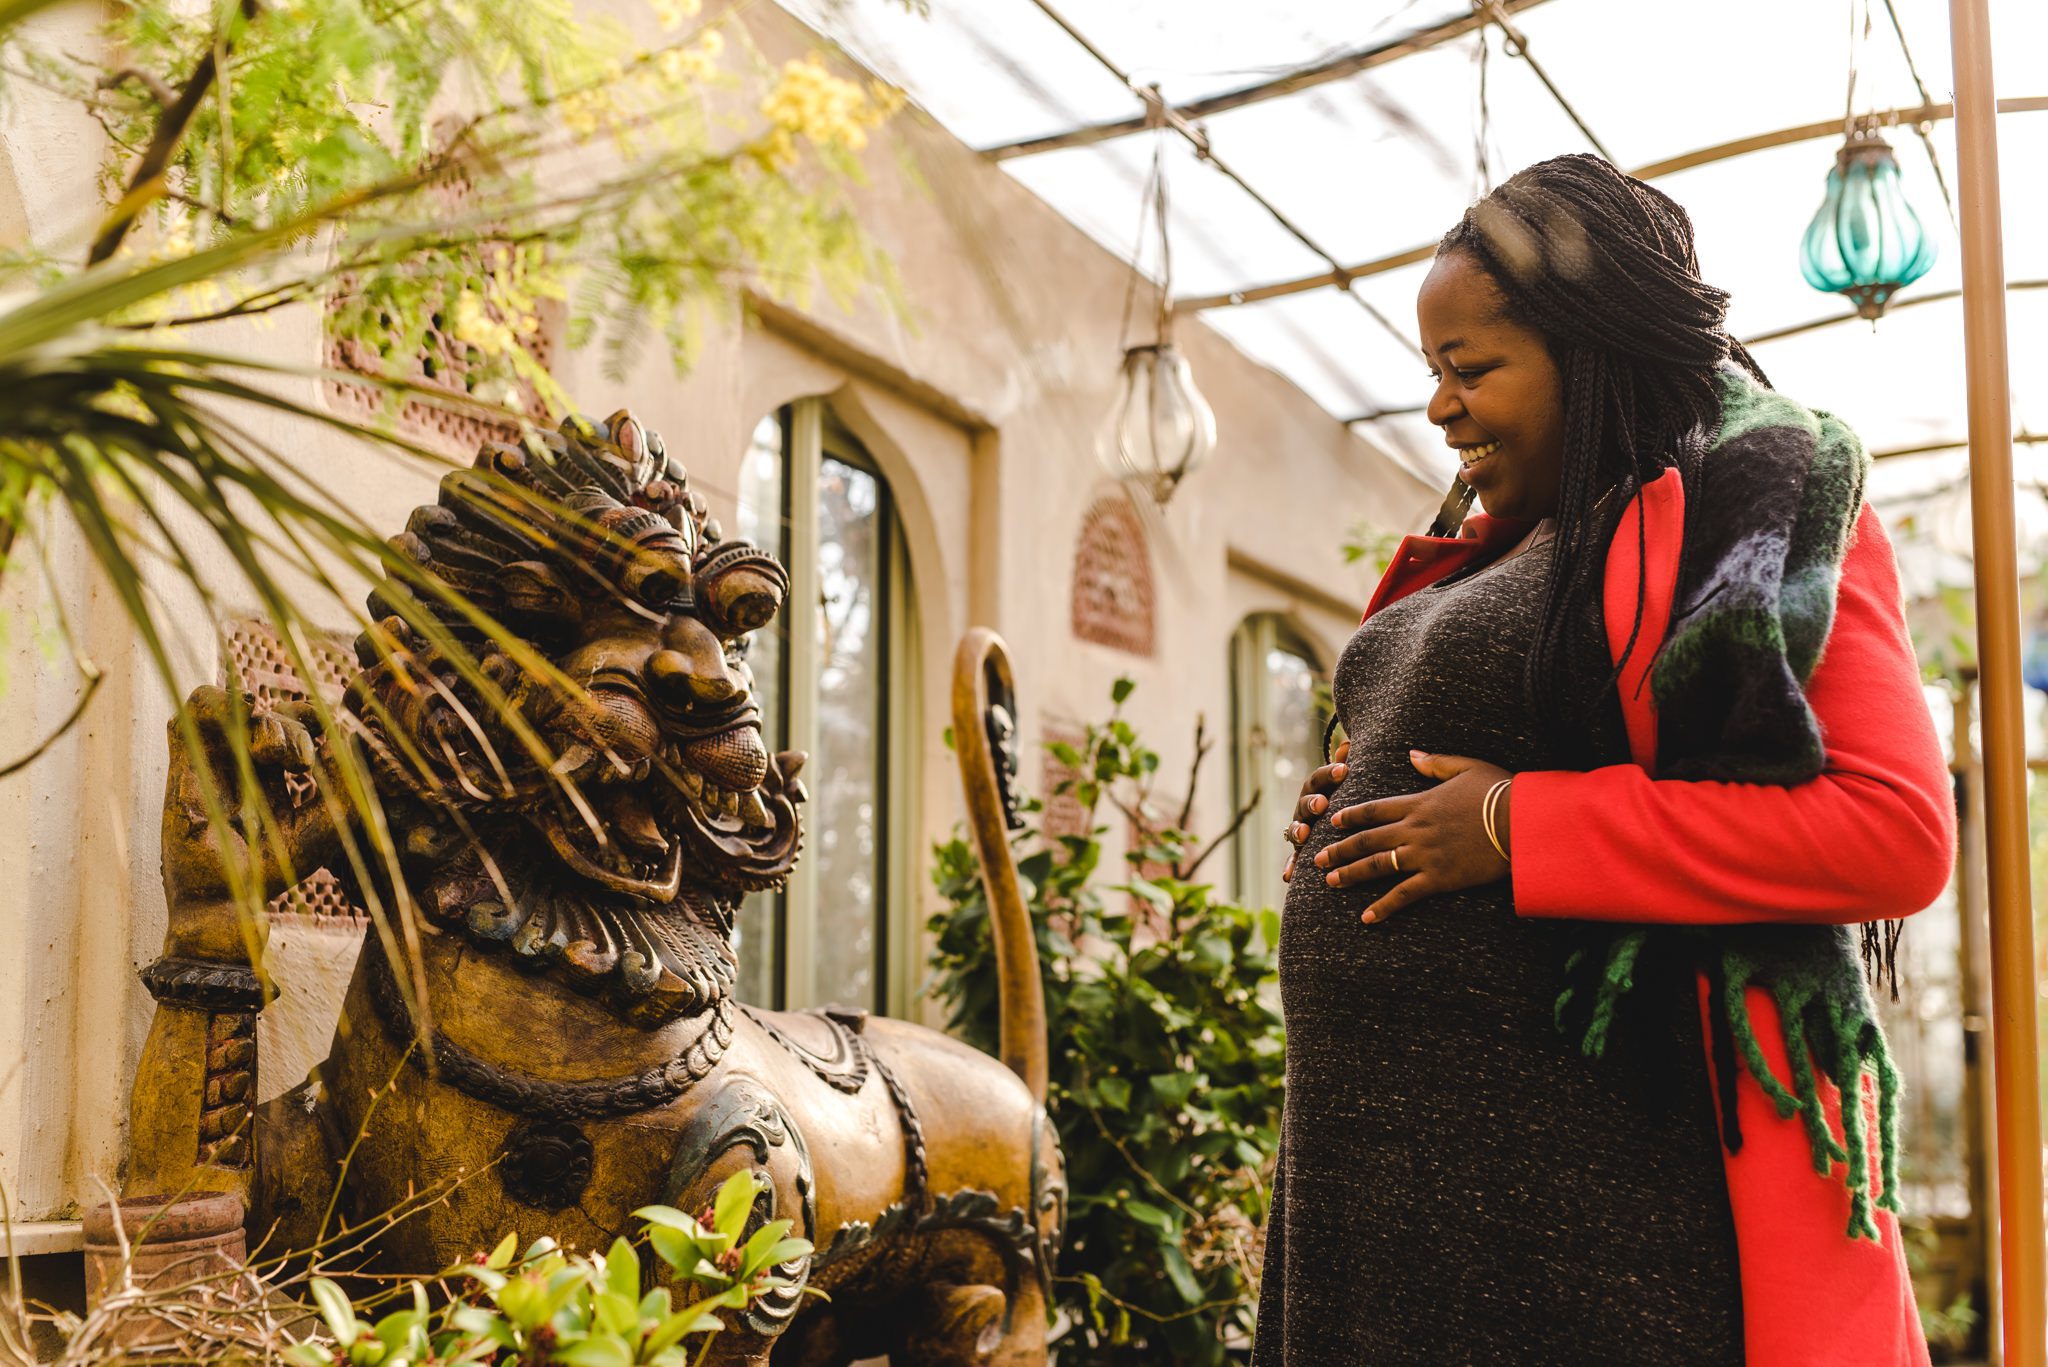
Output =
[
  {"x1": 741, "y1": 398, "x2": 920, "y2": 1018},
  {"x1": 1229, "y1": 613, "x2": 1329, "y2": 907}
]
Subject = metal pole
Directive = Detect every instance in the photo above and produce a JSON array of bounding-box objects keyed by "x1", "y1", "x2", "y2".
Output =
[
  {"x1": 1956, "y1": 678, "x2": 2005, "y2": 1363},
  {"x1": 1949, "y1": 3, "x2": 2045, "y2": 1363}
]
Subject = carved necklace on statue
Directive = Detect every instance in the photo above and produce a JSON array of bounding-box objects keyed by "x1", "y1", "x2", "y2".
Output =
[{"x1": 361, "y1": 937, "x2": 736, "y2": 1121}]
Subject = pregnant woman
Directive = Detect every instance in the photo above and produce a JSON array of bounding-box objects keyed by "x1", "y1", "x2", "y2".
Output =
[{"x1": 1253, "y1": 156, "x2": 1954, "y2": 1366}]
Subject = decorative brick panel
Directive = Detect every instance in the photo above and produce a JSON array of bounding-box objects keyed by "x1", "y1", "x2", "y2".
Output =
[
  {"x1": 1071, "y1": 495, "x2": 1155, "y2": 656},
  {"x1": 323, "y1": 167, "x2": 560, "y2": 455},
  {"x1": 221, "y1": 618, "x2": 357, "y2": 711},
  {"x1": 325, "y1": 298, "x2": 560, "y2": 455},
  {"x1": 219, "y1": 619, "x2": 368, "y2": 926},
  {"x1": 1039, "y1": 720, "x2": 1089, "y2": 844}
]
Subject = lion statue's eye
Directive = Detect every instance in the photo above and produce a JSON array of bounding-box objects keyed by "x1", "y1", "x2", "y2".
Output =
[
  {"x1": 694, "y1": 543, "x2": 789, "y2": 638},
  {"x1": 705, "y1": 566, "x2": 782, "y2": 633},
  {"x1": 622, "y1": 551, "x2": 691, "y2": 611}
]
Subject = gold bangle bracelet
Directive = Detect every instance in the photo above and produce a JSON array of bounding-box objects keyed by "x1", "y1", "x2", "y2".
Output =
[{"x1": 1482, "y1": 778, "x2": 1513, "y2": 863}]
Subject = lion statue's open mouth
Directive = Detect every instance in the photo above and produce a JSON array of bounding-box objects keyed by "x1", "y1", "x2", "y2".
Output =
[{"x1": 339, "y1": 412, "x2": 804, "y2": 1024}]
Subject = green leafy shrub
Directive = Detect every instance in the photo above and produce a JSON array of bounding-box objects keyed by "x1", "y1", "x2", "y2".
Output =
[
  {"x1": 285, "y1": 1171, "x2": 811, "y2": 1367},
  {"x1": 928, "y1": 679, "x2": 1285, "y2": 1364}
]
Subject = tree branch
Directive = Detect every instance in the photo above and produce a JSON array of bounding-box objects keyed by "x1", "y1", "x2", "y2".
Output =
[
  {"x1": 116, "y1": 286, "x2": 305, "y2": 331},
  {"x1": 97, "y1": 66, "x2": 176, "y2": 107},
  {"x1": 1177, "y1": 792, "x2": 1259, "y2": 884},
  {"x1": 87, "y1": 0, "x2": 260, "y2": 266},
  {"x1": 1176, "y1": 712, "x2": 1211, "y2": 831},
  {"x1": 1108, "y1": 792, "x2": 1150, "y2": 842}
]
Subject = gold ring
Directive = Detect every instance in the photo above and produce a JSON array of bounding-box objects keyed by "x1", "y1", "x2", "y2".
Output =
[{"x1": 1389, "y1": 849, "x2": 1401, "y2": 872}]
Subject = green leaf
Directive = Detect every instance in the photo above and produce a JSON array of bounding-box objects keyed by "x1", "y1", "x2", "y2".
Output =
[
  {"x1": 1111, "y1": 676, "x2": 1135, "y2": 704},
  {"x1": 679, "y1": 1308, "x2": 729, "y2": 1336},
  {"x1": 311, "y1": 1278, "x2": 359, "y2": 1348},
  {"x1": 1150, "y1": 1071, "x2": 1201, "y2": 1108},
  {"x1": 373, "y1": 1309, "x2": 425, "y2": 1354},
  {"x1": 1122, "y1": 1199, "x2": 1175, "y2": 1235},
  {"x1": 1190, "y1": 933, "x2": 1233, "y2": 973},
  {"x1": 646, "y1": 1225, "x2": 700, "y2": 1273},
  {"x1": 496, "y1": 1275, "x2": 543, "y2": 1330},
  {"x1": 1161, "y1": 1244, "x2": 1205, "y2": 1305},
  {"x1": 592, "y1": 1290, "x2": 640, "y2": 1338},
  {"x1": 452, "y1": 1264, "x2": 507, "y2": 1293},
  {"x1": 1096, "y1": 1074, "x2": 1131, "y2": 1111},
  {"x1": 712, "y1": 1170, "x2": 760, "y2": 1236},
  {"x1": 285, "y1": 1344, "x2": 334, "y2": 1367},
  {"x1": 631, "y1": 1205, "x2": 698, "y2": 1232},
  {"x1": 552, "y1": 1334, "x2": 633, "y2": 1367},
  {"x1": 640, "y1": 1310, "x2": 695, "y2": 1360},
  {"x1": 1124, "y1": 879, "x2": 1171, "y2": 911},
  {"x1": 487, "y1": 1232, "x2": 519, "y2": 1270},
  {"x1": 604, "y1": 1238, "x2": 641, "y2": 1302},
  {"x1": 449, "y1": 1306, "x2": 514, "y2": 1346},
  {"x1": 742, "y1": 1233, "x2": 811, "y2": 1280}
]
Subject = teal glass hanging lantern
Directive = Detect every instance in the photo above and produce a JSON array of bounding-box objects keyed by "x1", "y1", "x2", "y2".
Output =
[{"x1": 1799, "y1": 127, "x2": 1937, "y2": 320}]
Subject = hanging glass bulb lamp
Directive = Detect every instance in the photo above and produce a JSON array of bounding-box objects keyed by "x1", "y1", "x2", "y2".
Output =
[
  {"x1": 1799, "y1": 125, "x2": 1937, "y2": 321},
  {"x1": 1097, "y1": 109, "x2": 1217, "y2": 506},
  {"x1": 1097, "y1": 341, "x2": 1218, "y2": 505}
]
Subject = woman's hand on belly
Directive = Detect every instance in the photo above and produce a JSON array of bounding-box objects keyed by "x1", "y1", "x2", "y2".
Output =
[
  {"x1": 1317, "y1": 750, "x2": 1512, "y2": 924},
  {"x1": 1281, "y1": 739, "x2": 1348, "y2": 885}
]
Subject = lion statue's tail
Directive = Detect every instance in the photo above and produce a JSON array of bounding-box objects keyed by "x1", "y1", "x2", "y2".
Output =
[{"x1": 951, "y1": 628, "x2": 1049, "y2": 1107}]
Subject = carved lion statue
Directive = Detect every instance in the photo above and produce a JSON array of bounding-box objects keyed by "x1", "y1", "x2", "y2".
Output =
[{"x1": 124, "y1": 412, "x2": 1062, "y2": 1366}]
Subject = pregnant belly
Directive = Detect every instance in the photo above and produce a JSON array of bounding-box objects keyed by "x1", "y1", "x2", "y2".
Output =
[{"x1": 1276, "y1": 768, "x2": 1536, "y2": 1043}]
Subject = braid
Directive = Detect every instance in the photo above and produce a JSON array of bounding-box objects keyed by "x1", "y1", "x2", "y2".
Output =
[{"x1": 1437, "y1": 154, "x2": 1763, "y2": 738}]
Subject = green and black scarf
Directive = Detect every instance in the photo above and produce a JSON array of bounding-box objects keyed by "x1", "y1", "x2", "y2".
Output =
[{"x1": 1557, "y1": 366, "x2": 1901, "y2": 1241}]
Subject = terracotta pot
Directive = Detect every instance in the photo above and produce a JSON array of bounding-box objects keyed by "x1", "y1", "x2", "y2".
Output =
[{"x1": 82, "y1": 1192, "x2": 248, "y2": 1330}]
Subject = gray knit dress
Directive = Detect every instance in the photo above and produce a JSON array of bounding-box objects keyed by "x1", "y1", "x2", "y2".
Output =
[{"x1": 1253, "y1": 542, "x2": 1743, "y2": 1366}]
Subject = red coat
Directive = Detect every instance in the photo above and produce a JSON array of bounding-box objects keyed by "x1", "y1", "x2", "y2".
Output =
[{"x1": 1365, "y1": 468, "x2": 1954, "y2": 1365}]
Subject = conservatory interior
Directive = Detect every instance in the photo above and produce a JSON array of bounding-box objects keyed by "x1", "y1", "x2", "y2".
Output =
[{"x1": 0, "y1": 0, "x2": 2045, "y2": 1362}]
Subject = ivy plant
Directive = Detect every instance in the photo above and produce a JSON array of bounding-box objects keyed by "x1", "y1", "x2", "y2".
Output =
[{"x1": 928, "y1": 678, "x2": 1285, "y2": 1365}]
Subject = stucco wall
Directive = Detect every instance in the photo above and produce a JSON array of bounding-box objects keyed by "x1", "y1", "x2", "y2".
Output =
[{"x1": 0, "y1": 0, "x2": 1437, "y2": 1232}]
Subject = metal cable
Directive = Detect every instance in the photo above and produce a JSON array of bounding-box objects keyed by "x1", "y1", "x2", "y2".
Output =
[
  {"x1": 1878, "y1": 0, "x2": 1958, "y2": 223},
  {"x1": 1021, "y1": 0, "x2": 1416, "y2": 356},
  {"x1": 1842, "y1": 0, "x2": 1869, "y2": 136},
  {"x1": 1473, "y1": 25, "x2": 1494, "y2": 197},
  {"x1": 1477, "y1": 0, "x2": 1613, "y2": 162}
]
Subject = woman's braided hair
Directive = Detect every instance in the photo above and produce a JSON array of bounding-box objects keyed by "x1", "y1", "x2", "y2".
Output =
[{"x1": 1438, "y1": 154, "x2": 1769, "y2": 735}]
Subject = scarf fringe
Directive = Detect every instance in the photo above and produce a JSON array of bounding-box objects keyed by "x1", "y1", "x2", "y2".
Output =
[{"x1": 1569, "y1": 938, "x2": 1901, "y2": 1242}]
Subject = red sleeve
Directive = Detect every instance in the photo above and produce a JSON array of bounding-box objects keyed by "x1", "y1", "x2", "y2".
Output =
[{"x1": 1511, "y1": 506, "x2": 1956, "y2": 925}]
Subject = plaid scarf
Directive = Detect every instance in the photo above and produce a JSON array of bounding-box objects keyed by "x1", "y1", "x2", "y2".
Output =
[{"x1": 1557, "y1": 366, "x2": 1900, "y2": 1241}]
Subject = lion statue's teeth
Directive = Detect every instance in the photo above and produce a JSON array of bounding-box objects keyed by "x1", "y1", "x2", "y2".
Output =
[{"x1": 682, "y1": 727, "x2": 769, "y2": 791}]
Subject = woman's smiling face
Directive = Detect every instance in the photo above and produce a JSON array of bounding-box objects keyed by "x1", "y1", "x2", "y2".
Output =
[{"x1": 1416, "y1": 250, "x2": 1567, "y2": 521}]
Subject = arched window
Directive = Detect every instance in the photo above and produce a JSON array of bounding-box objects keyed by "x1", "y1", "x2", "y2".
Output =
[
  {"x1": 735, "y1": 400, "x2": 918, "y2": 1015},
  {"x1": 1230, "y1": 615, "x2": 1330, "y2": 907}
]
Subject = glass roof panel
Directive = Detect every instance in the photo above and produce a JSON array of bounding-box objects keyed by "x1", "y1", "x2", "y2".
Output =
[
  {"x1": 1183, "y1": 36, "x2": 1595, "y2": 272},
  {"x1": 1503, "y1": 1, "x2": 1895, "y2": 171},
  {"x1": 778, "y1": 0, "x2": 1138, "y2": 148},
  {"x1": 1199, "y1": 286, "x2": 1425, "y2": 421},
  {"x1": 784, "y1": 0, "x2": 2048, "y2": 538},
  {"x1": 1003, "y1": 134, "x2": 1330, "y2": 302},
  {"x1": 1046, "y1": 0, "x2": 1477, "y2": 107}
]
